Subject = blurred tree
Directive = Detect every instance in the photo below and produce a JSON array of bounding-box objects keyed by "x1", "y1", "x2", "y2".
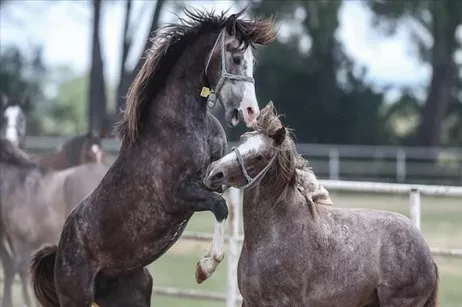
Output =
[
  {"x1": 115, "y1": 0, "x2": 168, "y2": 116},
  {"x1": 87, "y1": 0, "x2": 169, "y2": 134},
  {"x1": 45, "y1": 74, "x2": 89, "y2": 136},
  {"x1": 367, "y1": 0, "x2": 462, "y2": 146},
  {"x1": 243, "y1": 0, "x2": 388, "y2": 144},
  {"x1": 0, "y1": 45, "x2": 47, "y2": 135},
  {"x1": 89, "y1": 0, "x2": 108, "y2": 134}
]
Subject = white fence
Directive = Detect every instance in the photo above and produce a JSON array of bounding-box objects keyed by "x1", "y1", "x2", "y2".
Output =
[
  {"x1": 24, "y1": 136, "x2": 462, "y2": 185},
  {"x1": 152, "y1": 181, "x2": 462, "y2": 306}
]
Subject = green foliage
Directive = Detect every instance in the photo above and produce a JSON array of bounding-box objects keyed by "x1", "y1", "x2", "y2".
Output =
[
  {"x1": 236, "y1": 0, "x2": 389, "y2": 144},
  {"x1": 43, "y1": 73, "x2": 89, "y2": 136},
  {"x1": 0, "y1": 44, "x2": 47, "y2": 134}
]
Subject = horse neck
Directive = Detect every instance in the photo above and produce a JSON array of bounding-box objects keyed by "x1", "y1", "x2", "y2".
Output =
[
  {"x1": 241, "y1": 174, "x2": 300, "y2": 243},
  {"x1": 143, "y1": 35, "x2": 215, "y2": 134}
]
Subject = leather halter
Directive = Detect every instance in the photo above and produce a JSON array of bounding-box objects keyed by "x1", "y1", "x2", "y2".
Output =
[
  {"x1": 232, "y1": 147, "x2": 277, "y2": 190},
  {"x1": 201, "y1": 29, "x2": 255, "y2": 109}
]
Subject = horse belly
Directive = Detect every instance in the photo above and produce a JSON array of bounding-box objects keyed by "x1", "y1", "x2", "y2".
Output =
[{"x1": 91, "y1": 204, "x2": 192, "y2": 273}]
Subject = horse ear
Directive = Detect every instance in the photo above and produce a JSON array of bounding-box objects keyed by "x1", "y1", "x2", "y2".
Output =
[
  {"x1": 1, "y1": 94, "x2": 8, "y2": 108},
  {"x1": 99, "y1": 127, "x2": 107, "y2": 138},
  {"x1": 272, "y1": 127, "x2": 286, "y2": 146}
]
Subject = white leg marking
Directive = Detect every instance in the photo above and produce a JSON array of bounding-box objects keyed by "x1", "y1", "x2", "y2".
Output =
[
  {"x1": 220, "y1": 134, "x2": 264, "y2": 165},
  {"x1": 196, "y1": 219, "x2": 226, "y2": 283}
]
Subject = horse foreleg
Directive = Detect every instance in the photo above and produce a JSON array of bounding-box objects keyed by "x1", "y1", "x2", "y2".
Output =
[
  {"x1": 178, "y1": 180, "x2": 228, "y2": 284},
  {"x1": 1, "y1": 243, "x2": 15, "y2": 307},
  {"x1": 18, "y1": 262, "x2": 32, "y2": 307},
  {"x1": 195, "y1": 218, "x2": 225, "y2": 284}
]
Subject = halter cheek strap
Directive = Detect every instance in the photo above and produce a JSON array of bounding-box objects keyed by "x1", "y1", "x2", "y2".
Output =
[
  {"x1": 201, "y1": 29, "x2": 255, "y2": 109},
  {"x1": 232, "y1": 147, "x2": 277, "y2": 190}
]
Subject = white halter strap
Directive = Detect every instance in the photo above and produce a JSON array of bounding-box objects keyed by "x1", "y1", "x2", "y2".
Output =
[
  {"x1": 201, "y1": 29, "x2": 255, "y2": 109},
  {"x1": 232, "y1": 147, "x2": 277, "y2": 190}
]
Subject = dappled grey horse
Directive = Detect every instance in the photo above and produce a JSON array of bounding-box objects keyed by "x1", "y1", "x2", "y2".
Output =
[
  {"x1": 30, "y1": 8, "x2": 276, "y2": 307},
  {"x1": 0, "y1": 139, "x2": 110, "y2": 307},
  {"x1": 204, "y1": 102, "x2": 439, "y2": 307}
]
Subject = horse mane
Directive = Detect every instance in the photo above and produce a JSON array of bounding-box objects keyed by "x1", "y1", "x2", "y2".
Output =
[
  {"x1": 253, "y1": 102, "x2": 323, "y2": 218},
  {"x1": 114, "y1": 6, "x2": 276, "y2": 144},
  {"x1": 0, "y1": 139, "x2": 37, "y2": 168}
]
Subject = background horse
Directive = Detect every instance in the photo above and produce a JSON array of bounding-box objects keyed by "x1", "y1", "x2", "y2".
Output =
[
  {"x1": 0, "y1": 139, "x2": 109, "y2": 307},
  {"x1": 32, "y1": 130, "x2": 107, "y2": 170},
  {"x1": 204, "y1": 103, "x2": 439, "y2": 307},
  {"x1": 30, "y1": 8, "x2": 276, "y2": 307},
  {"x1": 0, "y1": 93, "x2": 28, "y2": 149}
]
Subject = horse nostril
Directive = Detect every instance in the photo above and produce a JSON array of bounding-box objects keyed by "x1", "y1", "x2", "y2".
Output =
[
  {"x1": 213, "y1": 171, "x2": 224, "y2": 181},
  {"x1": 247, "y1": 107, "x2": 254, "y2": 116}
]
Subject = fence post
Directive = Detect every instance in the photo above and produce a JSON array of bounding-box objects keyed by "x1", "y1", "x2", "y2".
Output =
[
  {"x1": 396, "y1": 149, "x2": 406, "y2": 183},
  {"x1": 329, "y1": 148, "x2": 339, "y2": 180},
  {"x1": 226, "y1": 187, "x2": 241, "y2": 307},
  {"x1": 409, "y1": 188, "x2": 421, "y2": 230}
]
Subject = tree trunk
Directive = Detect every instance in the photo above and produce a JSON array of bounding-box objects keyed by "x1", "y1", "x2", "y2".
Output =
[
  {"x1": 115, "y1": 0, "x2": 167, "y2": 113},
  {"x1": 418, "y1": 61, "x2": 455, "y2": 146},
  {"x1": 89, "y1": 0, "x2": 107, "y2": 134},
  {"x1": 418, "y1": 1, "x2": 458, "y2": 147}
]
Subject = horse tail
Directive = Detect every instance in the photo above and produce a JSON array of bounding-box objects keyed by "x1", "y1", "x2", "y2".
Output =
[
  {"x1": 30, "y1": 245, "x2": 60, "y2": 307},
  {"x1": 424, "y1": 262, "x2": 439, "y2": 307}
]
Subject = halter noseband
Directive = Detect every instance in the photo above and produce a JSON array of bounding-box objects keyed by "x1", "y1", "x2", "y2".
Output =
[
  {"x1": 232, "y1": 147, "x2": 277, "y2": 190},
  {"x1": 201, "y1": 29, "x2": 255, "y2": 109}
]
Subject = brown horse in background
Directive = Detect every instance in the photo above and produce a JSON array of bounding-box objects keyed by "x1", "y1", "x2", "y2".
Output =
[
  {"x1": 31, "y1": 130, "x2": 106, "y2": 170},
  {"x1": 0, "y1": 139, "x2": 110, "y2": 307},
  {"x1": 204, "y1": 103, "x2": 439, "y2": 307}
]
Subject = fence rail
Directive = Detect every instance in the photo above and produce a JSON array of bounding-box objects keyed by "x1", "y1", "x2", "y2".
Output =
[{"x1": 24, "y1": 136, "x2": 462, "y2": 185}]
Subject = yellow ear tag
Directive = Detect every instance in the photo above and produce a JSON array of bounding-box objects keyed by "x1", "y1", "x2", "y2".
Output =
[{"x1": 200, "y1": 87, "x2": 211, "y2": 98}]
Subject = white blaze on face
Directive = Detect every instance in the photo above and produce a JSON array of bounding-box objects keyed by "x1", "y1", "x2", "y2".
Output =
[
  {"x1": 4, "y1": 106, "x2": 21, "y2": 145},
  {"x1": 238, "y1": 48, "x2": 260, "y2": 128},
  {"x1": 91, "y1": 144, "x2": 103, "y2": 163},
  {"x1": 221, "y1": 134, "x2": 264, "y2": 166}
]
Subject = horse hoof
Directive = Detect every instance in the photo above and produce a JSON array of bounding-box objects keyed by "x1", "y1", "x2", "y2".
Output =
[{"x1": 195, "y1": 261, "x2": 208, "y2": 284}]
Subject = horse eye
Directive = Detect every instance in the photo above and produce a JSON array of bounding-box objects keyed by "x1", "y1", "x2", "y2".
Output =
[
  {"x1": 233, "y1": 56, "x2": 242, "y2": 65},
  {"x1": 256, "y1": 155, "x2": 263, "y2": 161}
]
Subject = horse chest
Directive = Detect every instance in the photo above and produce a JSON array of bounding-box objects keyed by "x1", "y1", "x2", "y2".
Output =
[{"x1": 238, "y1": 247, "x2": 306, "y2": 306}]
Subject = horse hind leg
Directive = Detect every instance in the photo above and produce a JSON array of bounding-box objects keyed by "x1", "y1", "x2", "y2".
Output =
[
  {"x1": 378, "y1": 263, "x2": 439, "y2": 307},
  {"x1": 94, "y1": 267, "x2": 153, "y2": 307},
  {"x1": 423, "y1": 263, "x2": 439, "y2": 307},
  {"x1": 1, "y1": 265, "x2": 15, "y2": 307},
  {"x1": 1, "y1": 244, "x2": 15, "y2": 307},
  {"x1": 54, "y1": 244, "x2": 99, "y2": 307}
]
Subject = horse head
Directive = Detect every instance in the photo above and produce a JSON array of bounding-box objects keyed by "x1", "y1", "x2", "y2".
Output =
[{"x1": 0, "y1": 93, "x2": 28, "y2": 149}]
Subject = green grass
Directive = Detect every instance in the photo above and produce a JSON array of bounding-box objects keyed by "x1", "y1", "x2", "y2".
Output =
[{"x1": 3, "y1": 192, "x2": 462, "y2": 306}]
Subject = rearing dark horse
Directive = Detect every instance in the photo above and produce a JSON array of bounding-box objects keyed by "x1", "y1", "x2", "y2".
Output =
[{"x1": 30, "y1": 8, "x2": 276, "y2": 307}]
